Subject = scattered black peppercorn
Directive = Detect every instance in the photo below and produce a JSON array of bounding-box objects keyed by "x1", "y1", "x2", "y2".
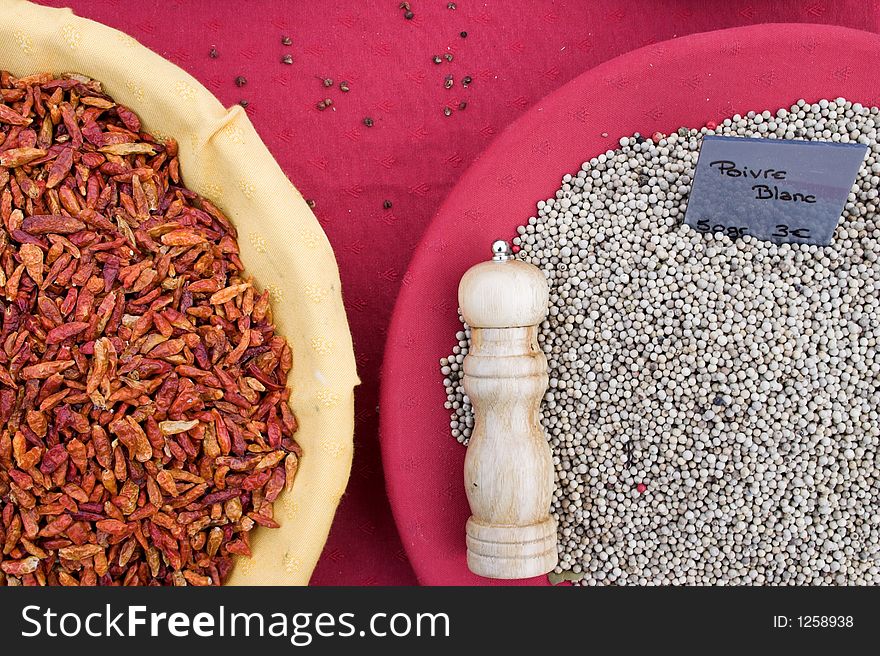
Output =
[
  {"x1": 383, "y1": 200, "x2": 393, "y2": 209},
  {"x1": 281, "y1": 54, "x2": 294, "y2": 65},
  {"x1": 209, "y1": 46, "x2": 219, "y2": 59},
  {"x1": 444, "y1": 53, "x2": 454, "y2": 62},
  {"x1": 306, "y1": 199, "x2": 316, "y2": 209},
  {"x1": 404, "y1": 10, "x2": 414, "y2": 19},
  {"x1": 462, "y1": 75, "x2": 472, "y2": 87},
  {"x1": 339, "y1": 81, "x2": 350, "y2": 92},
  {"x1": 238, "y1": 99, "x2": 249, "y2": 108},
  {"x1": 447, "y1": 2, "x2": 456, "y2": 8},
  {"x1": 444, "y1": 74, "x2": 454, "y2": 89},
  {"x1": 282, "y1": 36, "x2": 292, "y2": 45},
  {"x1": 363, "y1": 117, "x2": 374, "y2": 127},
  {"x1": 458, "y1": 101, "x2": 467, "y2": 110},
  {"x1": 432, "y1": 55, "x2": 442, "y2": 65},
  {"x1": 460, "y1": 31, "x2": 467, "y2": 38},
  {"x1": 235, "y1": 76, "x2": 247, "y2": 87},
  {"x1": 443, "y1": 106, "x2": 452, "y2": 116}
]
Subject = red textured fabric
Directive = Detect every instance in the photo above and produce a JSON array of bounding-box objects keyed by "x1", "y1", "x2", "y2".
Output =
[
  {"x1": 382, "y1": 23, "x2": 880, "y2": 585},
  {"x1": 29, "y1": 1, "x2": 879, "y2": 585}
]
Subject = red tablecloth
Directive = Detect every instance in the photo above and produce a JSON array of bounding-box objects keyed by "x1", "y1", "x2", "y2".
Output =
[{"x1": 32, "y1": 0, "x2": 880, "y2": 585}]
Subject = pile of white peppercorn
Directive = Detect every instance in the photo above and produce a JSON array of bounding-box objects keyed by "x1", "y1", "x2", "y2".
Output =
[{"x1": 442, "y1": 98, "x2": 880, "y2": 585}]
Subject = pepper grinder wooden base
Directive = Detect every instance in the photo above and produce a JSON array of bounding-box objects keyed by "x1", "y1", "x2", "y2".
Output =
[
  {"x1": 466, "y1": 516, "x2": 558, "y2": 579},
  {"x1": 459, "y1": 241, "x2": 558, "y2": 579}
]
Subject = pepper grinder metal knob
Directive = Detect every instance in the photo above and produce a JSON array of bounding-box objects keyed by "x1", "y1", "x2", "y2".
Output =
[{"x1": 458, "y1": 240, "x2": 558, "y2": 579}]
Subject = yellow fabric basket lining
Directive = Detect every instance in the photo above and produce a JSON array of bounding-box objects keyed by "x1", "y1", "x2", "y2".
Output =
[{"x1": 0, "y1": 0, "x2": 358, "y2": 585}]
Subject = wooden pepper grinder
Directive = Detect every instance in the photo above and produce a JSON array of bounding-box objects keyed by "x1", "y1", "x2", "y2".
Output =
[{"x1": 458, "y1": 240, "x2": 558, "y2": 579}]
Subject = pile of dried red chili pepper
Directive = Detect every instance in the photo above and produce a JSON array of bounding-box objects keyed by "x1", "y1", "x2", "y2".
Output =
[{"x1": 0, "y1": 71, "x2": 300, "y2": 586}]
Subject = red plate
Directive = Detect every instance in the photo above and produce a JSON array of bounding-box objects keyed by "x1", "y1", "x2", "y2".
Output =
[{"x1": 380, "y1": 24, "x2": 880, "y2": 585}]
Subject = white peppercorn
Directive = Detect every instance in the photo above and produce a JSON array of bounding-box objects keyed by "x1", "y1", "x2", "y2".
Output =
[{"x1": 442, "y1": 99, "x2": 880, "y2": 585}]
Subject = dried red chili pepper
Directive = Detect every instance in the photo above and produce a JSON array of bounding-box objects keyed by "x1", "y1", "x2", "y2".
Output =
[{"x1": 0, "y1": 72, "x2": 300, "y2": 587}]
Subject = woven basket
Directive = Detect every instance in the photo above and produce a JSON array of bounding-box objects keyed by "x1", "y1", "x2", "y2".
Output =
[{"x1": 0, "y1": 0, "x2": 359, "y2": 585}]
